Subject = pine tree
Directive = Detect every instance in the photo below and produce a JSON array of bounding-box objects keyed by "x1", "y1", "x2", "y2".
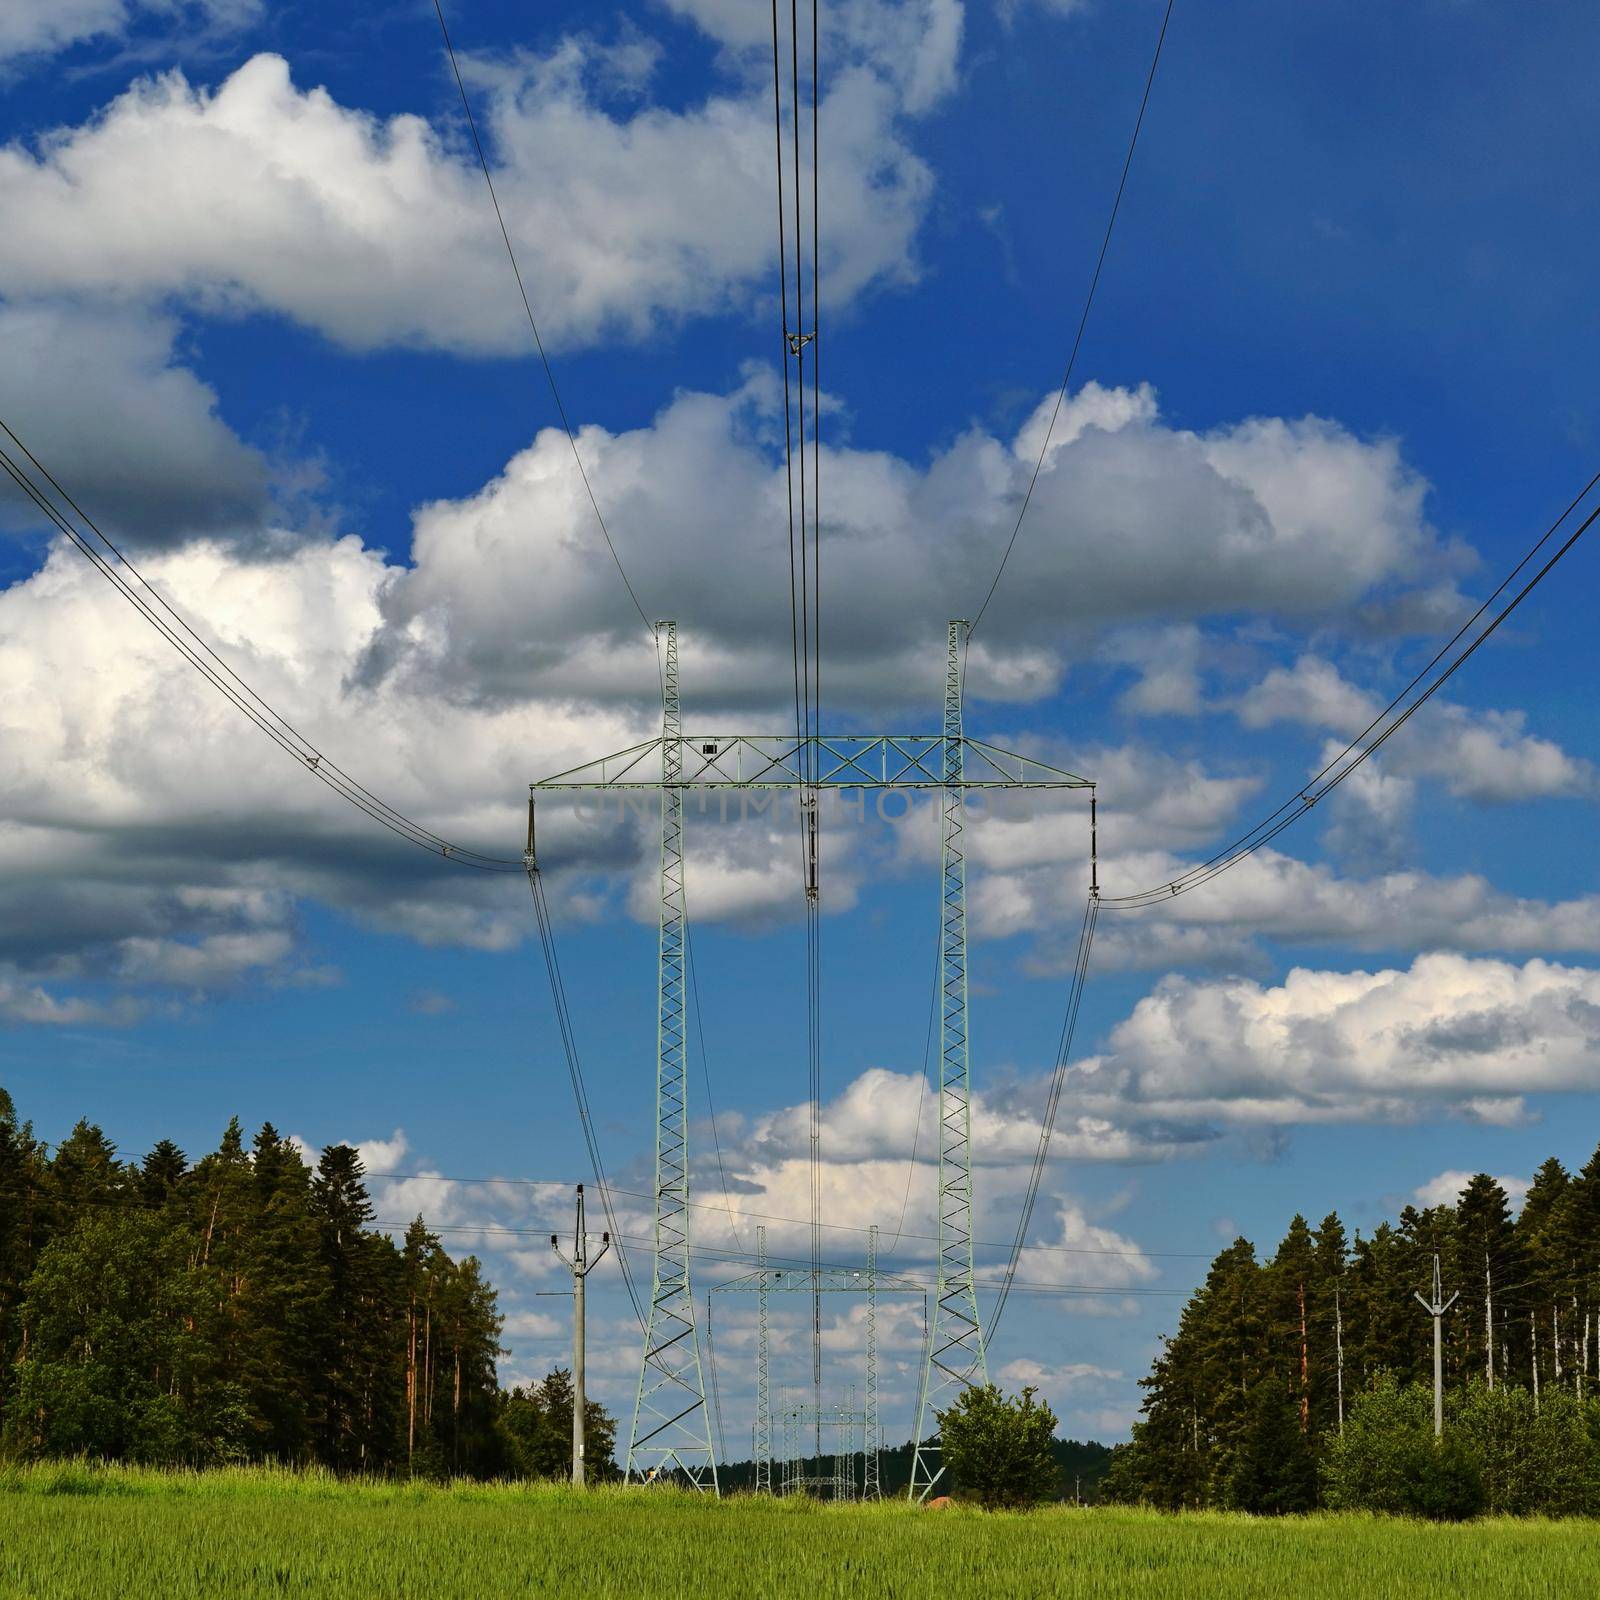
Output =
[
  {"x1": 1266, "y1": 1216, "x2": 1317, "y2": 1432},
  {"x1": 140, "y1": 1141, "x2": 188, "y2": 1207},
  {"x1": 1224, "y1": 1375, "x2": 1318, "y2": 1514},
  {"x1": 1311, "y1": 1213, "x2": 1349, "y2": 1435},
  {"x1": 0, "y1": 1092, "x2": 504, "y2": 1475},
  {"x1": 1455, "y1": 1175, "x2": 1520, "y2": 1393}
]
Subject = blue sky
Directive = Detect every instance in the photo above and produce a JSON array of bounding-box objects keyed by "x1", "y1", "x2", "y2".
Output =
[{"x1": 1, "y1": 0, "x2": 1597, "y2": 1447}]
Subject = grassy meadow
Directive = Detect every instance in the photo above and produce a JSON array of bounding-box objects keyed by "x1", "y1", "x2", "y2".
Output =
[{"x1": 2, "y1": 1463, "x2": 1597, "y2": 1599}]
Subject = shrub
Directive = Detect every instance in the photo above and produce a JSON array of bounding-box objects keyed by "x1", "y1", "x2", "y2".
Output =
[
  {"x1": 936, "y1": 1384, "x2": 1059, "y2": 1509},
  {"x1": 1322, "y1": 1376, "x2": 1483, "y2": 1521},
  {"x1": 1451, "y1": 1383, "x2": 1598, "y2": 1517}
]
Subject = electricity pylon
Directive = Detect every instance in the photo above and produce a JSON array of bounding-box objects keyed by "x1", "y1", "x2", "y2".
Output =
[
  {"x1": 623, "y1": 621, "x2": 717, "y2": 1489},
  {"x1": 714, "y1": 1257, "x2": 924, "y2": 1494},
  {"x1": 909, "y1": 620, "x2": 987, "y2": 1500},
  {"x1": 755, "y1": 1226, "x2": 772, "y2": 1493},
  {"x1": 864, "y1": 1224, "x2": 882, "y2": 1499},
  {"x1": 1414, "y1": 1252, "x2": 1459, "y2": 1438},
  {"x1": 528, "y1": 622, "x2": 1092, "y2": 1494}
]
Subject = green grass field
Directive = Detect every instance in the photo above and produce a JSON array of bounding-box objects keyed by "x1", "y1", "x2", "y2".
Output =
[{"x1": 2, "y1": 1464, "x2": 1597, "y2": 1600}]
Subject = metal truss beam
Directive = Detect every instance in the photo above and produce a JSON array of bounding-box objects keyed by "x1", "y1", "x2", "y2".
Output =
[{"x1": 531, "y1": 734, "x2": 1091, "y2": 792}]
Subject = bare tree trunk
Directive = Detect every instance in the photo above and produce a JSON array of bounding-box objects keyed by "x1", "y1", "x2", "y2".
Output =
[
  {"x1": 1335, "y1": 1288, "x2": 1345, "y2": 1435},
  {"x1": 406, "y1": 1299, "x2": 417, "y2": 1467},
  {"x1": 201, "y1": 1195, "x2": 219, "y2": 1266},
  {"x1": 1531, "y1": 1311, "x2": 1540, "y2": 1413},
  {"x1": 423, "y1": 1303, "x2": 433, "y2": 1429},
  {"x1": 1481, "y1": 1266, "x2": 1494, "y2": 1388},
  {"x1": 1554, "y1": 1306, "x2": 1562, "y2": 1389},
  {"x1": 1298, "y1": 1281, "x2": 1310, "y2": 1432},
  {"x1": 1574, "y1": 1292, "x2": 1587, "y2": 1395}
]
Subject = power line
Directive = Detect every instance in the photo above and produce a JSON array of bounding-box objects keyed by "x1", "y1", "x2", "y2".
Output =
[
  {"x1": 883, "y1": 930, "x2": 940, "y2": 1258},
  {"x1": 350, "y1": 1170, "x2": 1204, "y2": 1261},
  {"x1": 365, "y1": 1219, "x2": 1193, "y2": 1294},
  {"x1": 969, "y1": 0, "x2": 1177, "y2": 636},
  {"x1": 525, "y1": 868, "x2": 646, "y2": 1330},
  {"x1": 987, "y1": 892, "x2": 1099, "y2": 1341},
  {"x1": 430, "y1": 0, "x2": 652, "y2": 637},
  {"x1": 684, "y1": 919, "x2": 747, "y2": 1257},
  {"x1": 1101, "y1": 469, "x2": 1600, "y2": 909},
  {"x1": 0, "y1": 422, "x2": 522, "y2": 873}
]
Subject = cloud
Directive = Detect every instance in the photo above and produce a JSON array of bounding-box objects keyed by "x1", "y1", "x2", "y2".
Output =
[
  {"x1": 0, "y1": 0, "x2": 256, "y2": 65},
  {"x1": 1238, "y1": 655, "x2": 1596, "y2": 804},
  {"x1": 0, "y1": 303, "x2": 271, "y2": 547},
  {"x1": 660, "y1": 0, "x2": 965, "y2": 115},
  {"x1": 0, "y1": 368, "x2": 1542, "y2": 1007},
  {"x1": 0, "y1": 966, "x2": 142, "y2": 1025},
  {"x1": 1072, "y1": 952, "x2": 1600, "y2": 1128},
  {"x1": 994, "y1": 830, "x2": 1600, "y2": 975},
  {"x1": 406, "y1": 988, "x2": 456, "y2": 1016},
  {"x1": 0, "y1": 42, "x2": 933, "y2": 354},
  {"x1": 365, "y1": 377, "x2": 1456, "y2": 714},
  {"x1": 1412, "y1": 1169, "x2": 1530, "y2": 1212}
]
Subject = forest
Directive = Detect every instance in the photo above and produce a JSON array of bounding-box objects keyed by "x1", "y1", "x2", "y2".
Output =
[
  {"x1": 0, "y1": 1086, "x2": 602, "y2": 1476},
  {"x1": 1106, "y1": 1142, "x2": 1600, "y2": 1512}
]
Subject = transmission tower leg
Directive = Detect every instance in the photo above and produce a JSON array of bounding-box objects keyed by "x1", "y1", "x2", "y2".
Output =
[
  {"x1": 756, "y1": 1227, "x2": 772, "y2": 1493},
  {"x1": 910, "y1": 620, "x2": 988, "y2": 1501},
  {"x1": 625, "y1": 621, "x2": 718, "y2": 1492},
  {"x1": 865, "y1": 1225, "x2": 881, "y2": 1499}
]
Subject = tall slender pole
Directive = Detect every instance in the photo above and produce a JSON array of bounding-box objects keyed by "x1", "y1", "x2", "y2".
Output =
[
  {"x1": 912, "y1": 620, "x2": 987, "y2": 1501},
  {"x1": 756, "y1": 1226, "x2": 772, "y2": 1493},
  {"x1": 1414, "y1": 1253, "x2": 1459, "y2": 1440},
  {"x1": 626, "y1": 621, "x2": 717, "y2": 1490},
  {"x1": 551, "y1": 1184, "x2": 609, "y2": 1486},
  {"x1": 864, "y1": 1225, "x2": 881, "y2": 1499}
]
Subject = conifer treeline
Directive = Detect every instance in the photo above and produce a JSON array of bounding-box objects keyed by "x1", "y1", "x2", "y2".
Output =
[
  {"x1": 0, "y1": 1088, "x2": 505, "y2": 1473},
  {"x1": 1109, "y1": 1143, "x2": 1600, "y2": 1507}
]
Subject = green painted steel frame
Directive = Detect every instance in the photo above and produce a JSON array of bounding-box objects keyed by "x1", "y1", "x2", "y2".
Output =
[
  {"x1": 529, "y1": 625, "x2": 1095, "y2": 1506},
  {"x1": 910, "y1": 620, "x2": 988, "y2": 1502},
  {"x1": 530, "y1": 734, "x2": 1091, "y2": 791},
  {"x1": 624, "y1": 621, "x2": 719, "y2": 1493}
]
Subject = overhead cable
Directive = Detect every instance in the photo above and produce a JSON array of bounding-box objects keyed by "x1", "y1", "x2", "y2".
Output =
[
  {"x1": 986, "y1": 892, "x2": 1099, "y2": 1341},
  {"x1": 0, "y1": 421, "x2": 522, "y2": 873},
  {"x1": 969, "y1": 0, "x2": 1177, "y2": 636},
  {"x1": 525, "y1": 867, "x2": 647, "y2": 1329},
  {"x1": 431, "y1": 0, "x2": 652, "y2": 637},
  {"x1": 1102, "y1": 470, "x2": 1600, "y2": 909}
]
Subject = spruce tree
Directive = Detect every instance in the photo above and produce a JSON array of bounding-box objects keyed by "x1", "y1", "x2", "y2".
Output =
[{"x1": 1224, "y1": 1376, "x2": 1317, "y2": 1514}]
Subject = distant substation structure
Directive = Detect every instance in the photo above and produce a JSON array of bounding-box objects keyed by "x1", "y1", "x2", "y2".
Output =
[{"x1": 527, "y1": 619, "x2": 1092, "y2": 1496}]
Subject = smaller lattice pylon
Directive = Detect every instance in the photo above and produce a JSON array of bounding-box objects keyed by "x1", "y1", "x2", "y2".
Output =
[
  {"x1": 755, "y1": 1226, "x2": 772, "y2": 1492},
  {"x1": 864, "y1": 1225, "x2": 882, "y2": 1498}
]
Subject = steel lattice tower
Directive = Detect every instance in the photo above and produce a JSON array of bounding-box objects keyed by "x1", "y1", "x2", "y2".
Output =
[
  {"x1": 624, "y1": 620, "x2": 718, "y2": 1489},
  {"x1": 864, "y1": 1224, "x2": 882, "y2": 1498},
  {"x1": 530, "y1": 621, "x2": 1090, "y2": 1495},
  {"x1": 755, "y1": 1226, "x2": 773, "y2": 1492},
  {"x1": 910, "y1": 619, "x2": 988, "y2": 1500}
]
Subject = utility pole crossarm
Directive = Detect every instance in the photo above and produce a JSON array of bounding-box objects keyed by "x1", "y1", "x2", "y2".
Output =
[{"x1": 531, "y1": 735, "x2": 1092, "y2": 791}]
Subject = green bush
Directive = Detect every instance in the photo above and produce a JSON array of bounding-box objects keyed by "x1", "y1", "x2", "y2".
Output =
[
  {"x1": 935, "y1": 1384, "x2": 1060, "y2": 1509},
  {"x1": 1322, "y1": 1377, "x2": 1483, "y2": 1521},
  {"x1": 1451, "y1": 1383, "x2": 1598, "y2": 1516}
]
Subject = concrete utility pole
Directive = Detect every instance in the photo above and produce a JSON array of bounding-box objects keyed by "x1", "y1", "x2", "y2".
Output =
[
  {"x1": 552, "y1": 1184, "x2": 610, "y2": 1485},
  {"x1": 1414, "y1": 1253, "x2": 1459, "y2": 1439}
]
